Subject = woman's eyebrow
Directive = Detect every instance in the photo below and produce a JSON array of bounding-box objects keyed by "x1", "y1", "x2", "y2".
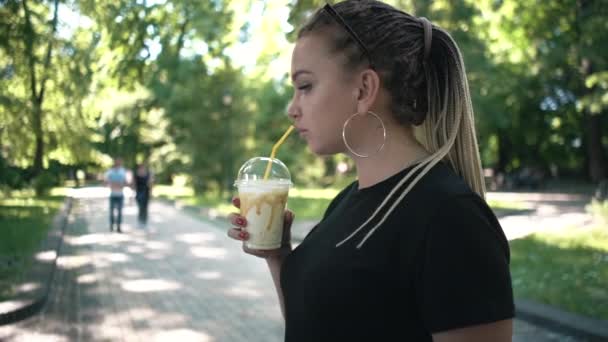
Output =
[{"x1": 291, "y1": 70, "x2": 313, "y2": 81}]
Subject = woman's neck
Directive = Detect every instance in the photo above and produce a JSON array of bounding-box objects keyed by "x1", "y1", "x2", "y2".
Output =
[{"x1": 353, "y1": 127, "x2": 429, "y2": 189}]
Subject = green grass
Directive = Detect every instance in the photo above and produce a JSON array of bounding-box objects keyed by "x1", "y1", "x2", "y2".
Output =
[
  {"x1": 154, "y1": 185, "x2": 531, "y2": 220},
  {"x1": 510, "y1": 224, "x2": 608, "y2": 320},
  {"x1": 487, "y1": 199, "x2": 531, "y2": 212},
  {"x1": 152, "y1": 185, "x2": 195, "y2": 199},
  {"x1": 153, "y1": 185, "x2": 340, "y2": 220},
  {"x1": 586, "y1": 199, "x2": 608, "y2": 223},
  {"x1": 156, "y1": 184, "x2": 532, "y2": 221},
  {"x1": 0, "y1": 189, "x2": 65, "y2": 301}
]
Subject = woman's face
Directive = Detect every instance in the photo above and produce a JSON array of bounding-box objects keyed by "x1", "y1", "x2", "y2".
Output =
[{"x1": 287, "y1": 34, "x2": 358, "y2": 156}]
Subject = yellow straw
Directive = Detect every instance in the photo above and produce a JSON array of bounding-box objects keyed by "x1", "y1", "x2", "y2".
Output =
[{"x1": 264, "y1": 125, "x2": 294, "y2": 180}]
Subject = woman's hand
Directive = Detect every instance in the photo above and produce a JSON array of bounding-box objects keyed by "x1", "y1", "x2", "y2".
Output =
[{"x1": 227, "y1": 197, "x2": 294, "y2": 259}]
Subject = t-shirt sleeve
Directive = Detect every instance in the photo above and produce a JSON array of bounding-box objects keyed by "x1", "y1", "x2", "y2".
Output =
[{"x1": 416, "y1": 194, "x2": 515, "y2": 333}]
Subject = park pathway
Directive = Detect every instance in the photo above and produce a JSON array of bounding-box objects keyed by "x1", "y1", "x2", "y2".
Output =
[{"x1": 0, "y1": 188, "x2": 590, "y2": 341}]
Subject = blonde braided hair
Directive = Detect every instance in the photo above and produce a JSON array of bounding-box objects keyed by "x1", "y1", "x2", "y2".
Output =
[{"x1": 300, "y1": 1, "x2": 486, "y2": 248}]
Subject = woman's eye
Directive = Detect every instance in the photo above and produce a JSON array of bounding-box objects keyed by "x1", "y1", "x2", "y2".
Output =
[{"x1": 297, "y1": 84, "x2": 311, "y2": 91}]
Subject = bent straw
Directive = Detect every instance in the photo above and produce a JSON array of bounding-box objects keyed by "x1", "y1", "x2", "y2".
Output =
[{"x1": 263, "y1": 125, "x2": 295, "y2": 180}]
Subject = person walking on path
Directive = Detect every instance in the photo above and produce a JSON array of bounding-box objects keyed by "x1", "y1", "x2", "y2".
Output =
[
  {"x1": 104, "y1": 157, "x2": 128, "y2": 233},
  {"x1": 134, "y1": 162, "x2": 154, "y2": 228},
  {"x1": 228, "y1": 1, "x2": 514, "y2": 341}
]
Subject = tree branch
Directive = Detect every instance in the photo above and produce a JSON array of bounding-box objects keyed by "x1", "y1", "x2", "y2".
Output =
[
  {"x1": 38, "y1": 0, "x2": 60, "y2": 103},
  {"x1": 21, "y1": 0, "x2": 38, "y2": 102}
]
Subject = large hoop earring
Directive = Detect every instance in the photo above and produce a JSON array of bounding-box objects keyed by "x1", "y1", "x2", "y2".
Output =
[{"x1": 342, "y1": 111, "x2": 387, "y2": 158}]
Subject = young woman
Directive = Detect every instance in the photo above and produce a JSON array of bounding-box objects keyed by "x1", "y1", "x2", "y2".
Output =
[
  {"x1": 228, "y1": 1, "x2": 514, "y2": 341},
  {"x1": 134, "y1": 162, "x2": 153, "y2": 228}
]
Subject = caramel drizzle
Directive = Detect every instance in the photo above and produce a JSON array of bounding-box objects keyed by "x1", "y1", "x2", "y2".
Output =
[{"x1": 240, "y1": 191, "x2": 288, "y2": 231}]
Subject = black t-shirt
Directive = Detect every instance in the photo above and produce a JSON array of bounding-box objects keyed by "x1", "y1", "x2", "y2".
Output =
[
  {"x1": 280, "y1": 162, "x2": 514, "y2": 341},
  {"x1": 134, "y1": 172, "x2": 151, "y2": 196}
]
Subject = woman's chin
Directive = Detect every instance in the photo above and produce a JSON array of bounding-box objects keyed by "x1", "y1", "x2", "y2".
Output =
[{"x1": 308, "y1": 143, "x2": 341, "y2": 156}]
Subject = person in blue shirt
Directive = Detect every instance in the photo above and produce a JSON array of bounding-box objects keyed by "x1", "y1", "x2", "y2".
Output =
[{"x1": 105, "y1": 157, "x2": 128, "y2": 233}]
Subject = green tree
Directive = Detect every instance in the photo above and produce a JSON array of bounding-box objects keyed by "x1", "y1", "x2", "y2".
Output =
[
  {"x1": 487, "y1": 0, "x2": 608, "y2": 181},
  {"x1": 1, "y1": 0, "x2": 104, "y2": 193}
]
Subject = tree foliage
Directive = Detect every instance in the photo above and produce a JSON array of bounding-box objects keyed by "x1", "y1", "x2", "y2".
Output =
[{"x1": 1, "y1": 0, "x2": 607, "y2": 196}]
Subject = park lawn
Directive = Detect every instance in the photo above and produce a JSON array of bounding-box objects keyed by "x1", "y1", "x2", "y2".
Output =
[
  {"x1": 0, "y1": 189, "x2": 65, "y2": 301},
  {"x1": 153, "y1": 185, "x2": 338, "y2": 220},
  {"x1": 153, "y1": 185, "x2": 526, "y2": 220},
  {"x1": 510, "y1": 224, "x2": 608, "y2": 321},
  {"x1": 487, "y1": 199, "x2": 531, "y2": 211}
]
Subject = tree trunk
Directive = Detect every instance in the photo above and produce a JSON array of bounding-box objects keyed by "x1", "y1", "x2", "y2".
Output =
[
  {"x1": 584, "y1": 112, "x2": 607, "y2": 182},
  {"x1": 575, "y1": 4, "x2": 607, "y2": 182},
  {"x1": 22, "y1": 0, "x2": 60, "y2": 176},
  {"x1": 496, "y1": 130, "x2": 512, "y2": 173},
  {"x1": 579, "y1": 57, "x2": 607, "y2": 182},
  {"x1": 32, "y1": 102, "x2": 44, "y2": 173}
]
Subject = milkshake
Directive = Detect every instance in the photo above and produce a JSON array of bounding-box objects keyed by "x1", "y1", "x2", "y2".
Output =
[{"x1": 235, "y1": 157, "x2": 292, "y2": 250}]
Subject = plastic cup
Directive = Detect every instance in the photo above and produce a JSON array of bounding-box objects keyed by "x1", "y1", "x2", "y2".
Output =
[{"x1": 234, "y1": 157, "x2": 292, "y2": 250}]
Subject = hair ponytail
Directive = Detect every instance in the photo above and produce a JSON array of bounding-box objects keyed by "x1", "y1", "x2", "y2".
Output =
[{"x1": 416, "y1": 27, "x2": 486, "y2": 199}]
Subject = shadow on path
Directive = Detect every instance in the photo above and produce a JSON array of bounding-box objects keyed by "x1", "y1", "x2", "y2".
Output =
[{"x1": 1, "y1": 196, "x2": 283, "y2": 342}]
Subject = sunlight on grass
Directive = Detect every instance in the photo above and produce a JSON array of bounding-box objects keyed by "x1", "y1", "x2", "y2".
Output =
[
  {"x1": 154, "y1": 186, "x2": 339, "y2": 220},
  {"x1": 0, "y1": 190, "x2": 65, "y2": 301},
  {"x1": 155, "y1": 185, "x2": 528, "y2": 221},
  {"x1": 586, "y1": 199, "x2": 608, "y2": 223},
  {"x1": 153, "y1": 185, "x2": 195, "y2": 199},
  {"x1": 290, "y1": 187, "x2": 340, "y2": 199},
  {"x1": 50, "y1": 187, "x2": 70, "y2": 197},
  {"x1": 510, "y1": 224, "x2": 608, "y2": 320},
  {"x1": 487, "y1": 199, "x2": 530, "y2": 211}
]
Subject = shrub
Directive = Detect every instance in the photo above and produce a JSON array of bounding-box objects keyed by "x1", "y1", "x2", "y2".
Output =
[{"x1": 32, "y1": 172, "x2": 57, "y2": 197}]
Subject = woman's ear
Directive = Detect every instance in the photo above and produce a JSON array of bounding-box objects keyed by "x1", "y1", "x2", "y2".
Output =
[{"x1": 356, "y1": 69, "x2": 381, "y2": 113}]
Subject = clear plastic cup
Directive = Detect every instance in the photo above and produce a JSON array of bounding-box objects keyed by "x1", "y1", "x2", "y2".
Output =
[{"x1": 234, "y1": 157, "x2": 292, "y2": 250}]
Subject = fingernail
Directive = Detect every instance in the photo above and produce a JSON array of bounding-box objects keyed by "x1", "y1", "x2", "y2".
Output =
[
  {"x1": 239, "y1": 231, "x2": 248, "y2": 239},
  {"x1": 237, "y1": 218, "x2": 245, "y2": 226}
]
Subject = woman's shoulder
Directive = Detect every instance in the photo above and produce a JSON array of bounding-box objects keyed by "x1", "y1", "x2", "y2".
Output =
[
  {"x1": 417, "y1": 163, "x2": 507, "y2": 247},
  {"x1": 388, "y1": 162, "x2": 496, "y2": 232},
  {"x1": 321, "y1": 181, "x2": 357, "y2": 219},
  {"x1": 398, "y1": 161, "x2": 478, "y2": 209},
  {"x1": 423, "y1": 161, "x2": 473, "y2": 192}
]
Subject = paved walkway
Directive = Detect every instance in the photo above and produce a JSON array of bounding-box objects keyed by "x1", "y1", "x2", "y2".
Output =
[{"x1": 0, "y1": 189, "x2": 593, "y2": 341}]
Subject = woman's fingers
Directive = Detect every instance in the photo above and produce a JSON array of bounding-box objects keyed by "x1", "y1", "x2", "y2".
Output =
[
  {"x1": 227, "y1": 227, "x2": 249, "y2": 240},
  {"x1": 231, "y1": 196, "x2": 240, "y2": 209},
  {"x1": 228, "y1": 229, "x2": 281, "y2": 258},
  {"x1": 243, "y1": 245, "x2": 285, "y2": 258},
  {"x1": 227, "y1": 212, "x2": 247, "y2": 227},
  {"x1": 281, "y1": 210, "x2": 294, "y2": 244},
  {"x1": 228, "y1": 201, "x2": 293, "y2": 259},
  {"x1": 284, "y1": 210, "x2": 295, "y2": 229}
]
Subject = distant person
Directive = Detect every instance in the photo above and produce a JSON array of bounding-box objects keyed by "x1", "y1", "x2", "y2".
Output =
[
  {"x1": 134, "y1": 162, "x2": 154, "y2": 228},
  {"x1": 105, "y1": 157, "x2": 127, "y2": 233}
]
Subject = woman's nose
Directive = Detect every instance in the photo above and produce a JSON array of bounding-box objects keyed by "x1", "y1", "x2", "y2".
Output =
[{"x1": 286, "y1": 100, "x2": 300, "y2": 120}]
